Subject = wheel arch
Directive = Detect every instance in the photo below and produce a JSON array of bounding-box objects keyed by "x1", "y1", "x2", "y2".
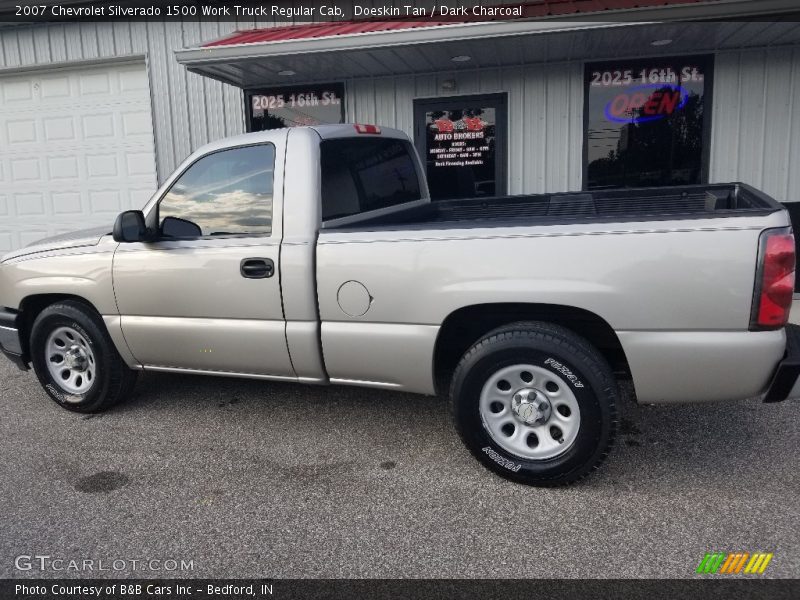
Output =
[
  {"x1": 433, "y1": 302, "x2": 631, "y2": 397},
  {"x1": 17, "y1": 294, "x2": 105, "y2": 361}
]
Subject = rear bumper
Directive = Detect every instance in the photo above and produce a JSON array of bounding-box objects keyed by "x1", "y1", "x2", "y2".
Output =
[
  {"x1": 617, "y1": 329, "x2": 785, "y2": 403},
  {"x1": 0, "y1": 308, "x2": 28, "y2": 370},
  {"x1": 764, "y1": 323, "x2": 800, "y2": 403}
]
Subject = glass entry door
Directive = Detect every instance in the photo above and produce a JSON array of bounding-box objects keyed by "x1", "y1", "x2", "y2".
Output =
[{"x1": 414, "y1": 93, "x2": 507, "y2": 200}]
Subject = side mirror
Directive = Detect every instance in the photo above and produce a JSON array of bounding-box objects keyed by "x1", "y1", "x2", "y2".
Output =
[
  {"x1": 113, "y1": 210, "x2": 147, "y2": 243},
  {"x1": 161, "y1": 216, "x2": 202, "y2": 238}
]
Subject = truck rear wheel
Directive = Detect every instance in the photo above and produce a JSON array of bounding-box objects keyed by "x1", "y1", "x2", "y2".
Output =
[
  {"x1": 30, "y1": 300, "x2": 137, "y2": 413},
  {"x1": 450, "y1": 321, "x2": 618, "y2": 486}
]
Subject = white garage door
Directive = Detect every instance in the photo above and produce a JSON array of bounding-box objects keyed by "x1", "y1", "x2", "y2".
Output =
[{"x1": 0, "y1": 61, "x2": 158, "y2": 252}]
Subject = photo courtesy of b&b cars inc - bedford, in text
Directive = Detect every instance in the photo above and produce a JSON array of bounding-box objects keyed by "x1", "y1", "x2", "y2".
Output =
[{"x1": 0, "y1": 1, "x2": 798, "y2": 599}]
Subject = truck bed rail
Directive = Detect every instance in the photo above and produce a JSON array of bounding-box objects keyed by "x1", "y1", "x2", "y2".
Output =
[{"x1": 331, "y1": 183, "x2": 783, "y2": 231}]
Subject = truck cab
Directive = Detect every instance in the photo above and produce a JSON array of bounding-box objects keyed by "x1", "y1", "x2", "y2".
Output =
[{"x1": 105, "y1": 125, "x2": 428, "y2": 386}]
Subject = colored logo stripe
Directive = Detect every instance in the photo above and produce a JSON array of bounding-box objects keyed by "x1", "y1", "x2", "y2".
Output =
[
  {"x1": 696, "y1": 553, "x2": 725, "y2": 574},
  {"x1": 745, "y1": 553, "x2": 773, "y2": 574},
  {"x1": 721, "y1": 553, "x2": 748, "y2": 574},
  {"x1": 697, "y1": 552, "x2": 773, "y2": 574}
]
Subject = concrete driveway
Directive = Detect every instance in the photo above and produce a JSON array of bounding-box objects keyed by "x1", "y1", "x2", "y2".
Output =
[{"x1": 0, "y1": 359, "x2": 798, "y2": 578}]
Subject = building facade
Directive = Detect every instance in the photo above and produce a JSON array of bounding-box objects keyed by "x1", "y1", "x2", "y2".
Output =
[{"x1": 1, "y1": 0, "x2": 800, "y2": 252}]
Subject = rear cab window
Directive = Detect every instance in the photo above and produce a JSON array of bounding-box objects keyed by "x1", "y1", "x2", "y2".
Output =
[{"x1": 320, "y1": 137, "x2": 424, "y2": 222}]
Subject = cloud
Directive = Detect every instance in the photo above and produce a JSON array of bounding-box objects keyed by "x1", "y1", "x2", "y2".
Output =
[{"x1": 160, "y1": 189, "x2": 273, "y2": 236}]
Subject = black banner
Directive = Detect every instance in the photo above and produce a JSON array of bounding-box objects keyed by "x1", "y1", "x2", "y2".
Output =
[
  {"x1": 0, "y1": 1, "x2": 528, "y2": 23},
  {"x1": 2, "y1": 579, "x2": 800, "y2": 600},
  {"x1": 2, "y1": 0, "x2": 799, "y2": 23}
]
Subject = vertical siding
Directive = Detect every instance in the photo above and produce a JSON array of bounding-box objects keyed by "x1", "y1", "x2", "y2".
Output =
[
  {"x1": 346, "y1": 63, "x2": 584, "y2": 194},
  {"x1": 0, "y1": 21, "x2": 247, "y2": 184},
  {"x1": 4, "y1": 21, "x2": 794, "y2": 200},
  {"x1": 711, "y1": 47, "x2": 800, "y2": 202},
  {"x1": 349, "y1": 45, "x2": 800, "y2": 198}
]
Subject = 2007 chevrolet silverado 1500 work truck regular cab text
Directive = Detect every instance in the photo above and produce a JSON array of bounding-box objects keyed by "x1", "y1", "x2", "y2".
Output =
[{"x1": 1, "y1": 125, "x2": 798, "y2": 485}]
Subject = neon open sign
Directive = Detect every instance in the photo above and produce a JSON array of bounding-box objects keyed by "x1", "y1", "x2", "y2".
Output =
[{"x1": 604, "y1": 83, "x2": 689, "y2": 124}]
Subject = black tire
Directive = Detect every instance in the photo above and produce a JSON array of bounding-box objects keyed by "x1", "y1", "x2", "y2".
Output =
[
  {"x1": 450, "y1": 321, "x2": 618, "y2": 486},
  {"x1": 29, "y1": 299, "x2": 137, "y2": 413}
]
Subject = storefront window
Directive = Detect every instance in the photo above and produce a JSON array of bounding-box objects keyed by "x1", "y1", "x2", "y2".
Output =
[
  {"x1": 246, "y1": 83, "x2": 344, "y2": 130},
  {"x1": 585, "y1": 56, "x2": 712, "y2": 189},
  {"x1": 414, "y1": 94, "x2": 507, "y2": 200}
]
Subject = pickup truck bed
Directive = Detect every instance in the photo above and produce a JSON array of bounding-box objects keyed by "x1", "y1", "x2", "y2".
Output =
[{"x1": 327, "y1": 183, "x2": 779, "y2": 230}]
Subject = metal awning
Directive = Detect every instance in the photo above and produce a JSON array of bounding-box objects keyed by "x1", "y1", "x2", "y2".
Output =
[{"x1": 175, "y1": 0, "x2": 800, "y2": 88}]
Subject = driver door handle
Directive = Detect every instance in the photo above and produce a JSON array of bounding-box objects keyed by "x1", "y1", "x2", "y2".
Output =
[{"x1": 240, "y1": 258, "x2": 274, "y2": 279}]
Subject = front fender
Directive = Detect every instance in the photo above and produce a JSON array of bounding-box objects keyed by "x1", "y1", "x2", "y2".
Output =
[{"x1": 0, "y1": 246, "x2": 118, "y2": 315}]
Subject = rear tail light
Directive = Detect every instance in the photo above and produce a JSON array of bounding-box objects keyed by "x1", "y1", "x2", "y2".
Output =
[
  {"x1": 354, "y1": 124, "x2": 381, "y2": 134},
  {"x1": 751, "y1": 227, "x2": 795, "y2": 330}
]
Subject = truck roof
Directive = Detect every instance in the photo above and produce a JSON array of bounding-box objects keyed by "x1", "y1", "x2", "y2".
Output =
[{"x1": 191, "y1": 124, "x2": 410, "y2": 157}]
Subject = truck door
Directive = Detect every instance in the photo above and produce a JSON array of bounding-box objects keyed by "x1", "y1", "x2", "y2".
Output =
[{"x1": 112, "y1": 143, "x2": 294, "y2": 378}]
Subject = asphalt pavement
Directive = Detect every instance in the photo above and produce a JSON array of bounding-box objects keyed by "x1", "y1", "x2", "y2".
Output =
[{"x1": 0, "y1": 358, "x2": 798, "y2": 578}]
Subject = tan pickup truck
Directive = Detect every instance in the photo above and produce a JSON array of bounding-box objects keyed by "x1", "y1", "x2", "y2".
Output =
[{"x1": 1, "y1": 124, "x2": 797, "y2": 485}]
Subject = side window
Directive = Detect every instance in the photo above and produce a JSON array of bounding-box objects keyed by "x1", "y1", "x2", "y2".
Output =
[
  {"x1": 158, "y1": 144, "x2": 275, "y2": 238},
  {"x1": 320, "y1": 138, "x2": 423, "y2": 221}
]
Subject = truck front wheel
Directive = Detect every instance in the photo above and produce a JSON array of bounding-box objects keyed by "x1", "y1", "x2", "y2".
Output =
[
  {"x1": 29, "y1": 300, "x2": 138, "y2": 413},
  {"x1": 450, "y1": 321, "x2": 618, "y2": 486}
]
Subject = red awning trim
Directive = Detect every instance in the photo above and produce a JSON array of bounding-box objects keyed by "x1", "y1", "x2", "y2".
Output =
[
  {"x1": 202, "y1": 0, "x2": 706, "y2": 48},
  {"x1": 203, "y1": 21, "x2": 450, "y2": 47}
]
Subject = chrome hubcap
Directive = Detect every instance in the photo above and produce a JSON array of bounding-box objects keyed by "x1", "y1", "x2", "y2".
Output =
[
  {"x1": 479, "y1": 364, "x2": 581, "y2": 460},
  {"x1": 511, "y1": 388, "x2": 552, "y2": 425},
  {"x1": 45, "y1": 326, "x2": 96, "y2": 397}
]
